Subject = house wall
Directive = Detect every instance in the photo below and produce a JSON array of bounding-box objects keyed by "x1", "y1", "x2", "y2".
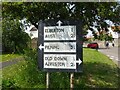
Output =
[
  {"x1": 31, "y1": 38, "x2": 38, "y2": 49},
  {"x1": 30, "y1": 31, "x2": 38, "y2": 39}
]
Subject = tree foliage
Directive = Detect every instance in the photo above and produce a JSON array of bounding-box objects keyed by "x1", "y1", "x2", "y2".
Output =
[
  {"x1": 2, "y1": 2, "x2": 120, "y2": 50},
  {"x1": 2, "y1": 18, "x2": 30, "y2": 53},
  {"x1": 2, "y1": 2, "x2": 120, "y2": 29}
]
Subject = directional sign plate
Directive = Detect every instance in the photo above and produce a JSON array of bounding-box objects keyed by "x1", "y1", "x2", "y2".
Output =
[
  {"x1": 44, "y1": 54, "x2": 76, "y2": 69},
  {"x1": 44, "y1": 26, "x2": 76, "y2": 41},
  {"x1": 44, "y1": 42, "x2": 76, "y2": 52}
]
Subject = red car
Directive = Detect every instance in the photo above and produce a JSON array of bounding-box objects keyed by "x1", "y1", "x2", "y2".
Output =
[{"x1": 87, "y1": 42, "x2": 99, "y2": 49}]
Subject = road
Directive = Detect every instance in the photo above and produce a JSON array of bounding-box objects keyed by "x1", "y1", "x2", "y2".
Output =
[
  {"x1": 0, "y1": 57, "x2": 23, "y2": 69},
  {"x1": 98, "y1": 46, "x2": 120, "y2": 68}
]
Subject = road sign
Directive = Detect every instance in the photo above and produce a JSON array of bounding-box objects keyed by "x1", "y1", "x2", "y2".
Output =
[
  {"x1": 44, "y1": 54, "x2": 76, "y2": 69},
  {"x1": 38, "y1": 20, "x2": 83, "y2": 72},
  {"x1": 40, "y1": 42, "x2": 76, "y2": 52},
  {"x1": 44, "y1": 54, "x2": 82, "y2": 69},
  {"x1": 44, "y1": 26, "x2": 76, "y2": 40}
]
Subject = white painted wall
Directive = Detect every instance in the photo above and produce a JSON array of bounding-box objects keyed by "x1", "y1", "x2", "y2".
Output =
[{"x1": 30, "y1": 30, "x2": 38, "y2": 39}]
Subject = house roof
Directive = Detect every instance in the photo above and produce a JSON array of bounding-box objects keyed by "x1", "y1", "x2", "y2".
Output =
[
  {"x1": 30, "y1": 27, "x2": 37, "y2": 31},
  {"x1": 31, "y1": 37, "x2": 38, "y2": 40}
]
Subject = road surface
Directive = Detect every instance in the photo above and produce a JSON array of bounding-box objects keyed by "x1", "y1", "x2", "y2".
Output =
[
  {"x1": 0, "y1": 57, "x2": 23, "y2": 69},
  {"x1": 98, "y1": 46, "x2": 120, "y2": 68}
]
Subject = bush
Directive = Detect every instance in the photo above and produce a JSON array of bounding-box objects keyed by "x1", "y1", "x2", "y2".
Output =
[
  {"x1": 23, "y1": 48, "x2": 70, "y2": 88},
  {"x1": 23, "y1": 48, "x2": 46, "y2": 87},
  {"x1": 2, "y1": 18, "x2": 31, "y2": 54},
  {"x1": 24, "y1": 48, "x2": 38, "y2": 62},
  {"x1": 2, "y1": 79, "x2": 20, "y2": 89}
]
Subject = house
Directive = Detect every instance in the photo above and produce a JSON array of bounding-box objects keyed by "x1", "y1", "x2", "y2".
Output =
[
  {"x1": 28, "y1": 26, "x2": 38, "y2": 48},
  {"x1": 29, "y1": 26, "x2": 38, "y2": 39}
]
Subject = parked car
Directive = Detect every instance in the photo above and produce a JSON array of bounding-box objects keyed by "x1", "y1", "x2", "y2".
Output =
[{"x1": 87, "y1": 42, "x2": 99, "y2": 49}]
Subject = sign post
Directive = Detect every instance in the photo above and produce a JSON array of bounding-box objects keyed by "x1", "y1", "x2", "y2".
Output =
[
  {"x1": 70, "y1": 73, "x2": 74, "y2": 90},
  {"x1": 38, "y1": 20, "x2": 83, "y2": 88},
  {"x1": 46, "y1": 72, "x2": 49, "y2": 89}
]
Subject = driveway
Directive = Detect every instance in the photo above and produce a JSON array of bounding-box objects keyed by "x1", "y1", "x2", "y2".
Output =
[
  {"x1": 0, "y1": 57, "x2": 24, "y2": 69},
  {"x1": 98, "y1": 46, "x2": 120, "y2": 68}
]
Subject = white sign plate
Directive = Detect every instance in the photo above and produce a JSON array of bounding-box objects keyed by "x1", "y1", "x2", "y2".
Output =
[
  {"x1": 44, "y1": 54, "x2": 76, "y2": 69},
  {"x1": 44, "y1": 42, "x2": 76, "y2": 52},
  {"x1": 44, "y1": 26, "x2": 76, "y2": 40}
]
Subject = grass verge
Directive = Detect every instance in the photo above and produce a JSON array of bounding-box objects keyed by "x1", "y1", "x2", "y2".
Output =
[
  {"x1": 0, "y1": 54, "x2": 22, "y2": 62},
  {"x1": 1, "y1": 48, "x2": 119, "y2": 88},
  {"x1": 75, "y1": 48, "x2": 119, "y2": 88}
]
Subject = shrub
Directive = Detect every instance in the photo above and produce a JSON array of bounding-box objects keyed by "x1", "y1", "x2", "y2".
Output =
[{"x1": 2, "y1": 79, "x2": 20, "y2": 89}]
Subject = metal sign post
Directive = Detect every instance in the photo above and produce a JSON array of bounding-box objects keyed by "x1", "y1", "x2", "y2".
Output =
[
  {"x1": 70, "y1": 73, "x2": 74, "y2": 89},
  {"x1": 46, "y1": 72, "x2": 49, "y2": 89}
]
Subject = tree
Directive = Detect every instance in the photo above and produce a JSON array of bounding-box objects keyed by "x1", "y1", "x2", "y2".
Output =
[
  {"x1": 2, "y1": 2, "x2": 120, "y2": 44},
  {"x1": 2, "y1": 2, "x2": 120, "y2": 29},
  {"x1": 2, "y1": 18, "x2": 30, "y2": 53}
]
